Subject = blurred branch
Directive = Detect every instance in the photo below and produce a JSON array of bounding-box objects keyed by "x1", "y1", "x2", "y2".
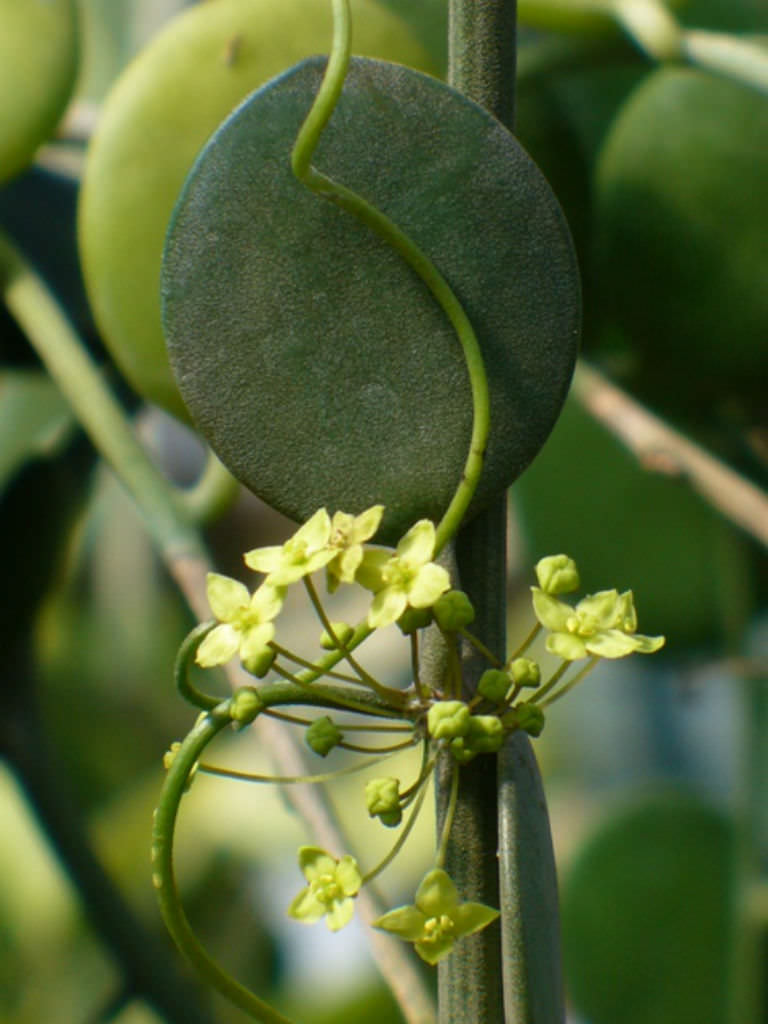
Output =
[
  {"x1": 572, "y1": 362, "x2": 768, "y2": 549},
  {"x1": 1, "y1": 232, "x2": 435, "y2": 1024}
]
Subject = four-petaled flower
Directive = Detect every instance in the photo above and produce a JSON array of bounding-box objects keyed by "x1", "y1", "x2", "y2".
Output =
[
  {"x1": 360, "y1": 520, "x2": 451, "y2": 629},
  {"x1": 288, "y1": 847, "x2": 362, "y2": 932},
  {"x1": 326, "y1": 505, "x2": 384, "y2": 592},
  {"x1": 532, "y1": 586, "x2": 665, "y2": 660},
  {"x1": 196, "y1": 573, "x2": 283, "y2": 668},
  {"x1": 244, "y1": 508, "x2": 335, "y2": 585},
  {"x1": 373, "y1": 868, "x2": 499, "y2": 965}
]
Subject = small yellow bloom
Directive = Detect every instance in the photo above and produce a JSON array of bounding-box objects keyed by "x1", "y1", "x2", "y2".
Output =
[
  {"x1": 196, "y1": 573, "x2": 283, "y2": 668},
  {"x1": 288, "y1": 847, "x2": 361, "y2": 931}
]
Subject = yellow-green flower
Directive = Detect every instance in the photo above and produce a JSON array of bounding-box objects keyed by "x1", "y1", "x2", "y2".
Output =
[
  {"x1": 288, "y1": 847, "x2": 362, "y2": 932},
  {"x1": 244, "y1": 508, "x2": 335, "y2": 585},
  {"x1": 531, "y1": 586, "x2": 665, "y2": 660},
  {"x1": 326, "y1": 505, "x2": 384, "y2": 592},
  {"x1": 362, "y1": 520, "x2": 451, "y2": 629},
  {"x1": 373, "y1": 868, "x2": 499, "y2": 965},
  {"x1": 196, "y1": 573, "x2": 283, "y2": 668}
]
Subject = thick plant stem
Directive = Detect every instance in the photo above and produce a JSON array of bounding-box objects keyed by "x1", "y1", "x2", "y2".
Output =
[
  {"x1": 437, "y1": 3, "x2": 565, "y2": 1023},
  {"x1": 434, "y1": 2, "x2": 521, "y2": 1020},
  {"x1": 449, "y1": 0, "x2": 518, "y2": 129},
  {"x1": 435, "y1": 507, "x2": 507, "y2": 1023}
]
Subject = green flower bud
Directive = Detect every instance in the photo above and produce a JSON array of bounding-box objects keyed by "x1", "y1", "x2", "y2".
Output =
[
  {"x1": 432, "y1": 590, "x2": 475, "y2": 631},
  {"x1": 466, "y1": 714, "x2": 504, "y2": 752},
  {"x1": 320, "y1": 621, "x2": 355, "y2": 650},
  {"x1": 365, "y1": 777, "x2": 402, "y2": 827},
  {"x1": 242, "y1": 645, "x2": 276, "y2": 678},
  {"x1": 449, "y1": 715, "x2": 503, "y2": 763},
  {"x1": 306, "y1": 716, "x2": 343, "y2": 756},
  {"x1": 477, "y1": 668, "x2": 511, "y2": 703},
  {"x1": 535, "y1": 554, "x2": 580, "y2": 595},
  {"x1": 396, "y1": 605, "x2": 433, "y2": 635},
  {"x1": 449, "y1": 736, "x2": 474, "y2": 764},
  {"x1": 229, "y1": 687, "x2": 264, "y2": 725},
  {"x1": 504, "y1": 703, "x2": 546, "y2": 737},
  {"x1": 427, "y1": 700, "x2": 470, "y2": 740},
  {"x1": 507, "y1": 657, "x2": 541, "y2": 689}
]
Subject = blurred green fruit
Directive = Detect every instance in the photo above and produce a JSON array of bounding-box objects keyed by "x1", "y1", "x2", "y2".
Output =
[
  {"x1": 78, "y1": 0, "x2": 434, "y2": 421},
  {"x1": 562, "y1": 792, "x2": 735, "y2": 1024},
  {"x1": 0, "y1": 0, "x2": 79, "y2": 185},
  {"x1": 593, "y1": 66, "x2": 768, "y2": 408}
]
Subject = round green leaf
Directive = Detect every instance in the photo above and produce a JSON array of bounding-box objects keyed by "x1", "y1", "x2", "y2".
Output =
[
  {"x1": 0, "y1": 0, "x2": 79, "y2": 186},
  {"x1": 77, "y1": 0, "x2": 435, "y2": 421},
  {"x1": 562, "y1": 791, "x2": 736, "y2": 1024},
  {"x1": 163, "y1": 58, "x2": 580, "y2": 541}
]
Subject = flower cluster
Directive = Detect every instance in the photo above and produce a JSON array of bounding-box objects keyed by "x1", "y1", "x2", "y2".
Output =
[
  {"x1": 193, "y1": 504, "x2": 453, "y2": 675},
  {"x1": 180, "y1": 511, "x2": 665, "y2": 966}
]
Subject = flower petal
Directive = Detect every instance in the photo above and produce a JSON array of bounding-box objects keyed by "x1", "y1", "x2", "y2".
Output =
[
  {"x1": 335, "y1": 856, "x2": 362, "y2": 896},
  {"x1": 576, "y1": 589, "x2": 622, "y2": 629},
  {"x1": 243, "y1": 546, "x2": 284, "y2": 573},
  {"x1": 407, "y1": 563, "x2": 451, "y2": 608},
  {"x1": 368, "y1": 587, "x2": 408, "y2": 629},
  {"x1": 396, "y1": 520, "x2": 436, "y2": 566},
  {"x1": 349, "y1": 505, "x2": 384, "y2": 542},
  {"x1": 196, "y1": 623, "x2": 241, "y2": 667},
  {"x1": 287, "y1": 887, "x2": 327, "y2": 923},
  {"x1": 415, "y1": 868, "x2": 459, "y2": 916},
  {"x1": 372, "y1": 906, "x2": 427, "y2": 940},
  {"x1": 297, "y1": 847, "x2": 336, "y2": 881},
  {"x1": 414, "y1": 935, "x2": 456, "y2": 965},
  {"x1": 545, "y1": 631, "x2": 588, "y2": 661},
  {"x1": 453, "y1": 902, "x2": 501, "y2": 938},
  {"x1": 249, "y1": 583, "x2": 284, "y2": 622},
  {"x1": 584, "y1": 629, "x2": 640, "y2": 658},
  {"x1": 206, "y1": 573, "x2": 250, "y2": 621},
  {"x1": 325, "y1": 897, "x2": 355, "y2": 932},
  {"x1": 531, "y1": 588, "x2": 573, "y2": 632},
  {"x1": 627, "y1": 632, "x2": 665, "y2": 654},
  {"x1": 294, "y1": 507, "x2": 331, "y2": 549},
  {"x1": 239, "y1": 622, "x2": 275, "y2": 662}
]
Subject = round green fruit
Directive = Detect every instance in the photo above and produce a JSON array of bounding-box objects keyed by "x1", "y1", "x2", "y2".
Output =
[
  {"x1": 0, "y1": 0, "x2": 79, "y2": 186},
  {"x1": 78, "y1": 0, "x2": 434, "y2": 421},
  {"x1": 593, "y1": 66, "x2": 768, "y2": 407},
  {"x1": 562, "y1": 792, "x2": 735, "y2": 1024}
]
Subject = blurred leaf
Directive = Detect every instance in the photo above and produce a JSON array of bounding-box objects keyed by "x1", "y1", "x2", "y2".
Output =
[
  {"x1": 562, "y1": 790, "x2": 736, "y2": 1024},
  {"x1": 0, "y1": 371, "x2": 75, "y2": 498}
]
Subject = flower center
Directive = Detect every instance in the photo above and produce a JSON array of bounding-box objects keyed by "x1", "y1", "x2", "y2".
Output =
[
  {"x1": 382, "y1": 557, "x2": 417, "y2": 590},
  {"x1": 422, "y1": 914, "x2": 455, "y2": 944},
  {"x1": 314, "y1": 872, "x2": 342, "y2": 904}
]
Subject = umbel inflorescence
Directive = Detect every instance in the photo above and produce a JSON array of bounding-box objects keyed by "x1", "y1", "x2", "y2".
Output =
[{"x1": 159, "y1": 505, "x2": 664, "y2": 965}]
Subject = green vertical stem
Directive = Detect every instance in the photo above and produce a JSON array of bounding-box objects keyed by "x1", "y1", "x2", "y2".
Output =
[
  {"x1": 448, "y1": 0, "x2": 518, "y2": 128},
  {"x1": 436, "y1": 2, "x2": 565, "y2": 1022}
]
